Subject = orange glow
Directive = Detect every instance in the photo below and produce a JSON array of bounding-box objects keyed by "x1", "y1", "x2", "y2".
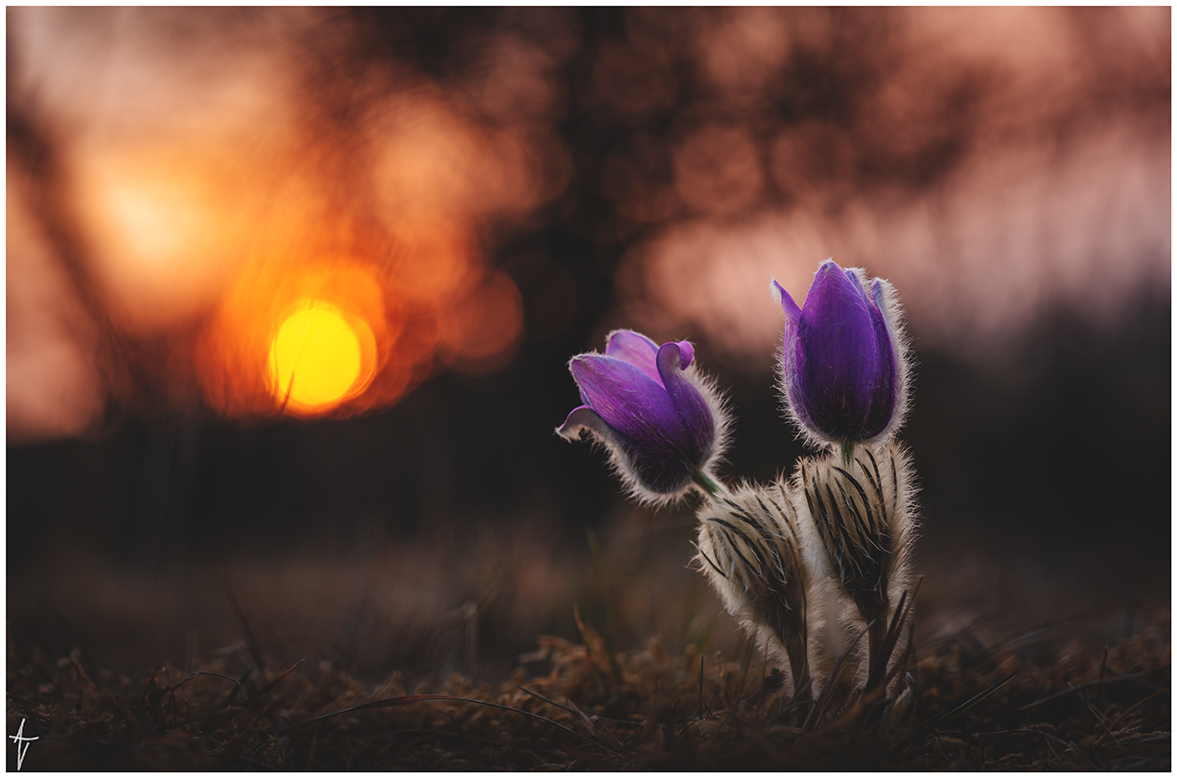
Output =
[
  {"x1": 67, "y1": 145, "x2": 256, "y2": 333},
  {"x1": 6, "y1": 6, "x2": 1171, "y2": 441},
  {"x1": 198, "y1": 233, "x2": 395, "y2": 419},
  {"x1": 438, "y1": 270, "x2": 524, "y2": 375},
  {"x1": 8, "y1": 10, "x2": 564, "y2": 433},
  {"x1": 268, "y1": 301, "x2": 376, "y2": 415},
  {"x1": 194, "y1": 199, "x2": 528, "y2": 420}
]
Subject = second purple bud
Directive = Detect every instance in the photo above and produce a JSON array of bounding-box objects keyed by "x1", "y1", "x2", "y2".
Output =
[
  {"x1": 557, "y1": 329, "x2": 731, "y2": 505},
  {"x1": 771, "y1": 259, "x2": 910, "y2": 452}
]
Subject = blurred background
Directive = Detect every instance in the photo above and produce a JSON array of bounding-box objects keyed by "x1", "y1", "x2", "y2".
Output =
[{"x1": 7, "y1": 8, "x2": 1170, "y2": 680}]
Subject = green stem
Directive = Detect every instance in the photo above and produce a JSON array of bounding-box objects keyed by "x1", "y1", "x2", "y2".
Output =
[
  {"x1": 840, "y1": 440, "x2": 856, "y2": 468},
  {"x1": 691, "y1": 470, "x2": 730, "y2": 498}
]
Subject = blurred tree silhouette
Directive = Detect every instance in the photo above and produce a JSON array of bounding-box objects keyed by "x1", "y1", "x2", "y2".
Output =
[{"x1": 7, "y1": 9, "x2": 1169, "y2": 675}]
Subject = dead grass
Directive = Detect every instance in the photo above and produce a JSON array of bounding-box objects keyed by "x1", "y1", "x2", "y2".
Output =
[{"x1": 7, "y1": 599, "x2": 1169, "y2": 770}]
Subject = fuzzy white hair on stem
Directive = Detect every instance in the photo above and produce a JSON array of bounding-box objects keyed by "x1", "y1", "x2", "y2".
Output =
[
  {"x1": 694, "y1": 481, "x2": 814, "y2": 701},
  {"x1": 791, "y1": 438, "x2": 920, "y2": 694}
]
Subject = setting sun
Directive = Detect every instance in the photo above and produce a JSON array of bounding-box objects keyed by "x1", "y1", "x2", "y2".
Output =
[{"x1": 268, "y1": 301, "x2": 372, "y2": 414}]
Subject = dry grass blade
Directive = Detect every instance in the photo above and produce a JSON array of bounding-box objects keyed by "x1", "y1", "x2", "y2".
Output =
[
  {"x1": 910, "y1": 670, "x2": 1019, "y2": 742},
  {"x1": 805, "y1": 622, "x2": 871, "y2": 731},
  {"x1": 1068, "y1": 681, "x2": 1119, "y2": 743},
  {"x1": 1106, "y1": 686, "x2": 1171, "y2": 731},
  {"x1": 882, "y1": 580, "x2": 921, "y2": 661},
  {"x1": 130, "y1": 664, "x2": 165, "y2": 713},
  {"x1": 867, "y1": 578, "x2": 922, "y2": 693},
  {"x1": 515, "y1": 683, "x2": 631, "y2": 750},
  {"x1": 217, "y1": 668, "x2": 253, "y2": 709},
  {"x1": 1015, "y1": 672, "x2": 1150, "y2": 712},
  {"x1": 514, "y1": 682, "x2": 580, "y2": 719},
  {"x1": 573, "y1": 603, "x2": 614, "y2": 693},
  {"x1": 201, "y1": 659, "x2": 303, "y2": 734},
  {"x1": 164, "y1": 670, "x2": 250, "y2": 704},
  {"x1": 245, "y1": 658, "x2": 305, "y2": 711}
]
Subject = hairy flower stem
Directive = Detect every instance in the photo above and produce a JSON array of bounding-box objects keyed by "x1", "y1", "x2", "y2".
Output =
[
  {"x1": 798, "y1": 441, "x2": 918, "y2": 702},
  {"x1": 694, "y1": 484, "x2": 811, "y2": 701},
  {"x1": 692, "y1": 470, "x2": 729, "y2": 498},
  {"x1": 830, "y1": 462, "x2": 890, "y2": 694}
]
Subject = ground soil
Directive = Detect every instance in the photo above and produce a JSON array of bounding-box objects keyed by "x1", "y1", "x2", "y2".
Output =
[{"x1": 7, "y1": 603, "x2": 1169, "y2": 770}]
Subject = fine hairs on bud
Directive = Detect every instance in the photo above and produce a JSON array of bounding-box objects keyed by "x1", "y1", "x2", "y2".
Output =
[
  {"x1": 559, "y1": 355, "x2": 734, "y2": 508},
  {"x1": 794, "y1": 439, "x2": 918, "y2": 690},
  {"x1": 864, "y1": 274, "x2": 915, "y2": 448},
  {"x1": 694, "y1": 482, "x2": 812, "y2": 700},
  {"x1": 769, "y1": 266, "x2": 915, "y2": 454}
]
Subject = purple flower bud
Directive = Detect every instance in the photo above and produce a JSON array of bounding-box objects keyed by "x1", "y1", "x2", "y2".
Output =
[
  {"x1": 772, "y1": 259, "x2": 909, "y2": 448},
  {"x1": 557, "y1": 329, "x2": 730, "y2": 504}
]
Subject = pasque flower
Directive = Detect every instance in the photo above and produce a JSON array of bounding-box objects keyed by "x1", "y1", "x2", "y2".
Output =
[
  {"x1": 771, "y1": 259, "x2": 909, "y2": 450},
  {"x1": 557, "y1": 329, "x2": 729, "y2": 504}
]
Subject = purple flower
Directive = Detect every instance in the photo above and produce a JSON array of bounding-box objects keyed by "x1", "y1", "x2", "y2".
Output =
[
  {"x1": 558, "y1": 330, "x2": 729, "y2": 504},
  {"x1": 772, "y1": 259, "x2": 908, "y2": 448}
]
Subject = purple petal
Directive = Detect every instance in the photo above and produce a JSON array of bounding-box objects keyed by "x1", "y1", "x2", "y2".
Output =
[
  {"x1": 557, "y1": 405, "x2": 615, "y2": 442},
  {"x1": 605, "y1": 330, "x2": 662, "y2": 385},
  {"x1": 843, "y1": 266, "x2": 866, "y2": 293},
  {"x1": 792, "y1": 260, "x2": 879, "y2": 439},
  {"x1": 776, "y1": 261, "x2": 906, "y2": 443},
  {"x1": 656, "y1": 341, "x2": 714, "y2": 459},
  {"x1": 567, "y1": 353, "x2": 713, "y2": 493},
  {"x1": 861, "y1": 301, "x2": 896, "y2": 438},
  {"x1": 569, "y1": 354, "x2": 687, "y2": 443},
  {"x1": 861, "y1": 279, "x2": 898, "y2": 438},
  {"x1": 772, "y1": 278, "x2": 802, "y2": 324},
  {"x1": 557, "y1": 404, "x2": 697, "y2": 493}
]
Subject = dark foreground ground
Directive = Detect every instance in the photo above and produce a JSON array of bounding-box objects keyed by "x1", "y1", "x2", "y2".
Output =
[{"x1": 8, "y1": 597, "x2": 1169, "y2": 770}]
